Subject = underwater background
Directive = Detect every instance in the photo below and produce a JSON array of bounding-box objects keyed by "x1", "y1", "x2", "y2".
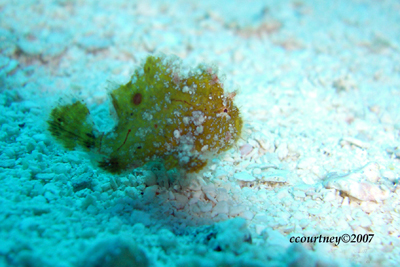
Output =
[{"x1": 1, "y1": 0, "x2": 400, "y2": 266}]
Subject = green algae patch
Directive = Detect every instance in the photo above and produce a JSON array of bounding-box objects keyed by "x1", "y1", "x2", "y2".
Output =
[{"x1": 48, "y1": 54, "x2": 243, "y2": 174}]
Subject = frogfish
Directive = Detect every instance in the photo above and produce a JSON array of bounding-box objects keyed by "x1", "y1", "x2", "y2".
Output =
[{"x1": 48, "y1": 54, "x2": 243, "y2": 174}]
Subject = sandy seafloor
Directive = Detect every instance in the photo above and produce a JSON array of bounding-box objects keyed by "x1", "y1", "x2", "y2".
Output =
[{"x1": 1, "y1": 0, "x2": 400, "y2": 266}]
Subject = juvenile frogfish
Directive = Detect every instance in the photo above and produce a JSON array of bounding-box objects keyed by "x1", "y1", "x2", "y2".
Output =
[{"x1": 48, "y1": 54, "x2": 243, "y2": 174}]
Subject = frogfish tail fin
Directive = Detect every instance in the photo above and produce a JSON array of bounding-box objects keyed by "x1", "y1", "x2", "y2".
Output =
[{"x1": 47, "y1": 101, "x2": 97, "y2": 151}]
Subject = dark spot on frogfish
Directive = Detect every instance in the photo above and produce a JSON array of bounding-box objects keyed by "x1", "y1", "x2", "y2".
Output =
[{"x1": 133, "y1": 93, "x2": 142, "y2": 105}]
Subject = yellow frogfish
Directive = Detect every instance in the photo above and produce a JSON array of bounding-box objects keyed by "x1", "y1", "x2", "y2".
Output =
[{"x1": 48, "y1": 54, "x2": 242, "y2": 174}]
